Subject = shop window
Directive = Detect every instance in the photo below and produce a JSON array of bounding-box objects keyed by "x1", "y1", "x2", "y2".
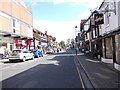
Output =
[
  {"x1": 115, "y1": 34, "x2": 120, "y2": 64},
  {"x1": 106, "y1": 37, "x2": 112, "y2": 59}
]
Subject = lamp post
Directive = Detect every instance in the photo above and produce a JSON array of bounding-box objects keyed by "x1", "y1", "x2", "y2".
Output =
[{"x1": 75, "y1": 26, "x2": 79, "y2": 55}]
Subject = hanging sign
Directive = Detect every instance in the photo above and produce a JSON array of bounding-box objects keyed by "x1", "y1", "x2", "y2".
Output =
[{"x1": 94, "y1": 14, "x2": 104, "y2": 25}]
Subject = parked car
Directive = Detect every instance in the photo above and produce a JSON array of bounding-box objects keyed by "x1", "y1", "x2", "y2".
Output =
[
  {"x1": 46, "y1": 48, "x2": 54, "y2": 54},
  {"x1": 9, "y1": 49, "x2": 34, "y2": 62},
  {"x1": 32, "y1": 49, "x2": 43, "y2": 58}
]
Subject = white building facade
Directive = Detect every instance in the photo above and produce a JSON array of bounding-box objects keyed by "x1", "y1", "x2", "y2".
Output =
[{"x1": 100, "y1": 0, "x2": 120, "y2": 71}]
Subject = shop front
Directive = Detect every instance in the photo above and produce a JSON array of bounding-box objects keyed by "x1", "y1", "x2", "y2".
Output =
[
  {"x1": 91, "y1": 39, "x2": 102, "y2": 59},
  {"x1": 0, "y1": 35, "x2": 14, "y2": 59},
  {"x1": 102, "y1": 37, "x2": 113, "y2": 63},
  {"x1": 115, "y1": 34, "x2": 120, "y2": 71},
  {"x1": 15, "y1": 39, "x2": 32, "y2": 50}
]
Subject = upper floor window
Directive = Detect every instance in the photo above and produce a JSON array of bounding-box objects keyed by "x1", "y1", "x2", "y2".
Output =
[
  {"x1": 91, "y1": 31, "x2": 93, "y2": 39},
  {"x1": 13, "y1": 19, "x2": 16, "y2": 27},
  {"x1": 105, "y1": 5, "x2": 110, "y2": 25}
]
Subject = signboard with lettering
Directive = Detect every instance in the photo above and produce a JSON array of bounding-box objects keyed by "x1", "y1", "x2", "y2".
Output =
[
  {"x1": 15, "y1": 39, "x2": 22, "y2": 44},
  {"x1": 94, "y1": 14, "x2": 104, "y2": 25},
  {"x1": 0, "y1": 35, "x2": 14, "y2": 43}
]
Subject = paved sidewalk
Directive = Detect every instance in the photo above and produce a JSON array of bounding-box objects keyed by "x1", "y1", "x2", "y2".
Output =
[{"x1": 70, "y1": 48, "x2": 120, "y2": 88}]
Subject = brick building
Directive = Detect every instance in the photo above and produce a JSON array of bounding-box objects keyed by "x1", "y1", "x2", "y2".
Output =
[{"x1": 0, "y1": 0, "x2": 33, "y2": 58}]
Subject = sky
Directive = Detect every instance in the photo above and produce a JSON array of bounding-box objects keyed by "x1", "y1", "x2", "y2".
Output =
[{"x1": 25, "y1": 0, "x2": 103, "y2": 43}]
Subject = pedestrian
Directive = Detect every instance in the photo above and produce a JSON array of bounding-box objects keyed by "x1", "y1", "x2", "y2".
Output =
[
  {"x1": 57, "y1": 48, "x2": 59, "y2": 53},
  {"x1": 76, "y1": 47, "x2": 79, "y2": 55}
]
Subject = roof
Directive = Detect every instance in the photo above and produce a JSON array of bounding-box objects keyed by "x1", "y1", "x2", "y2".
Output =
[{"x1": 99, "y1": 0, "x2": 105, "y2": 9}]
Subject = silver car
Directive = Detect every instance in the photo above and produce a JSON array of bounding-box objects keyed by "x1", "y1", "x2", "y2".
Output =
[{"x1": 9, "y1": 49, "x2": 34, "y2": 62}]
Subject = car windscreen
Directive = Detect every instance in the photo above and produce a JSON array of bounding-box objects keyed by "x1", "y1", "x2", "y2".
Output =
[
  {"x1": 47, "y1": 49, "x2": 51, "y2": 51},
  {"x1": 12, "y1": 50, "x2": 21, "y2": 53}
]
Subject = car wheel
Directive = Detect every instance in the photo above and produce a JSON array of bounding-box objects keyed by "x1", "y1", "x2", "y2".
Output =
[
  {"x1": 22, "y1": 57, "x2": 26, "y2": 62},
  {"x1": 37, "y1": 55, "x2": 39, "y2": 58},
  {"x1": 9, "y1": 60, "x2": 13, "y2": 63}
]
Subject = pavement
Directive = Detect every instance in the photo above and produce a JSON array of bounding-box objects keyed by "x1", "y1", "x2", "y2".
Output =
[{"x1": 69, "y1": 48, "x2": 120, "y2": 89}]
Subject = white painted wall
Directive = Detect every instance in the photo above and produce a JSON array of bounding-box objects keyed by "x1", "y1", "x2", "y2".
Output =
[
  {"x1": 85, "y1": 32, "x2": 90, "y2": 41},
  {"x1": 101, "y1": 1, "x2": 120, "y2": 35}
]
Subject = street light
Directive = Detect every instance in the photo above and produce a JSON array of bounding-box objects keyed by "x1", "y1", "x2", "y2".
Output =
[{"x1": 75, "y1": 26, "x2": 80, "y2": 55}]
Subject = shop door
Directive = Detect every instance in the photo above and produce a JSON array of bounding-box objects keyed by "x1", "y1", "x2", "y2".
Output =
[{"x1": 10, "y1": 45, "x2": 13, "y2": 51}]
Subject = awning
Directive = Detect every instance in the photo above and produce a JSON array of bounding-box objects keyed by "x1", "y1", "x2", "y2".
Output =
[{"x1": 0, "y1": 31, "x2": 33, "y2": 40}]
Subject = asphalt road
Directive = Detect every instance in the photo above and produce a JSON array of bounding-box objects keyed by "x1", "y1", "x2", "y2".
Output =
[{"x1": 1, "y1": 51, "x2": 82, "y2": 88}]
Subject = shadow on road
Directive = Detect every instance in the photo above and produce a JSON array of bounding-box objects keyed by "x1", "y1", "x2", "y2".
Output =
[{"x1": 1, "y1": 52, "x2": 82, "y2": 88}]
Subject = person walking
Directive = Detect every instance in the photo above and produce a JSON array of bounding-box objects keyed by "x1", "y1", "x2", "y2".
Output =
[
  {"x1": 76, "y1": 47, "x2": 79, "y2": 55},
  {"x1": 57, "y1": 48, "x2": 59, "y2": 53}
]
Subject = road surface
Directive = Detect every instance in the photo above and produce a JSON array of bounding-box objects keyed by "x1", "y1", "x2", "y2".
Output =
[{"x1": 1, "y1": 51, "x2": 82, "y2": 88}]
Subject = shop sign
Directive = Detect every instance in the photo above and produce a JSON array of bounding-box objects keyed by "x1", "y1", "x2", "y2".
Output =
[
  {"x1": 25, "y1": 40, "x2": 32, "y2": 45},
  {"x1": 94, "y1": 14, "x2": 104, "y2": 25},
  {"x1": 0, "y1": 36, "x2": 14, "y2": 43},
  {"x1": 15, "y1": 39, "x2": 22, "y2": 44}
]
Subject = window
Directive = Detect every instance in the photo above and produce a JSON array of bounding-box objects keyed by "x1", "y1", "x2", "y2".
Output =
[
  {"x1": 13, "y1": 19, "x2": 16, "y2": 27},
  {"x1": 91, "y1": 31, "x2": 93, "y2": 39},
  {"x1": 23, "y1": 51, "x2": 28, "y2": 53},
  {"x1": 13, "y1": 50, "x2": 21, "y2": 53},
  {"x1": 13, "y1": 29, "x2": 15, "y2": 33},
  {"x1": 95, "y1": 26, "x2": 98, "y2": 36},
  {"x1": 105, "y1": 5, "x2": 110, "y2": 25}
]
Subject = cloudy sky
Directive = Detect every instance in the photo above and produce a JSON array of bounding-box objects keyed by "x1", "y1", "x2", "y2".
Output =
[{"x1": 25, "y1": 0, "x2": 103, "y2": 42}]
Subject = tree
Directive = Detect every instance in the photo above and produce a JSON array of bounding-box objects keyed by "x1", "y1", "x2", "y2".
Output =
[
  {"x1": 71, "y1": 39, "x2": 75, "y2": 48},
  {"x1": 66, "y1": 38, "x2": 71, "y2": 47},
  {"x1": 59, "y1": 41, "x2": 66, "y2": 49}
]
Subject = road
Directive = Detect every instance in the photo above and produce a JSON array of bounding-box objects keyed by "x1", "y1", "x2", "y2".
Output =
[{"x1": 1, "y1": 51, "x2": 82, "y2": 88}]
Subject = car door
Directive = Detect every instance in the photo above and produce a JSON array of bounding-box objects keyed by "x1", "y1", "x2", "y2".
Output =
[
  {"x1": 28, "y1": 51, "x2": 33, "y2": 59},
  {"x1": 23, "y1": 50, "x2": 29, "y2": 59}
]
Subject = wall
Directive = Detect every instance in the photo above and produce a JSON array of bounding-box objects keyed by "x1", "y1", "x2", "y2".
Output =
[
  {"x1": 0, "y1": 0, "x2": 11, "y2": 15},
  {"x1": 20, "y1": 23, "x2": 28, "y2": 36},
  {"x1": 0, "y1": 0, "x2": 33, "y2": 38},
  {"x1": 118, "y1": 1, "x2": 120, "y2": 26},
  {"x1": 101, "y1": 1, "x2": 119, "y2": 35},
  {"x1": 0, "y1": 15, "x2": 11, "y2": 32},
  {"x1": 11, "y1": 1, "x2": 20, "y2": 19}
]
